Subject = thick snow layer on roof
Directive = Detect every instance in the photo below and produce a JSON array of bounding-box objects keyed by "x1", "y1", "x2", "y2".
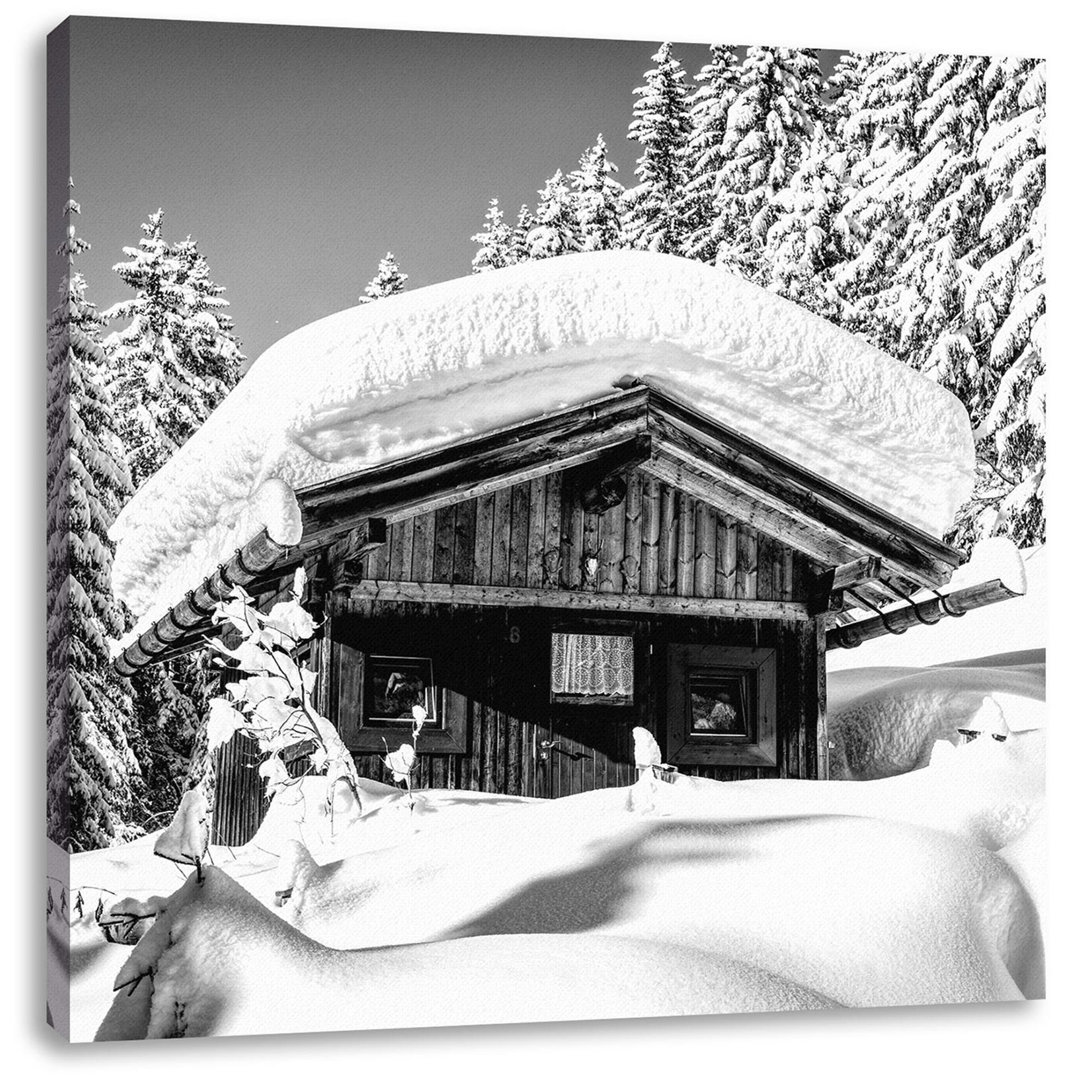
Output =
[{"x1": 110, "y1": 250, "x2": 975, "y2": 620}]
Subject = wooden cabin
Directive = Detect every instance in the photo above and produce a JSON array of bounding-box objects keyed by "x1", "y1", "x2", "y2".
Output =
[
  {"x1": 112, "y1": 378, "x2": 1014, "y2": 841},
  {"x1": 109, "y1": 253, "x2": 1020, "y2": 843}
]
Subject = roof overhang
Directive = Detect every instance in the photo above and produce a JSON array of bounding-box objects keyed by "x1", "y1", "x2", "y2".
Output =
[{"x1": 114, "y1": 379, "x2": 968, "y2": 675}]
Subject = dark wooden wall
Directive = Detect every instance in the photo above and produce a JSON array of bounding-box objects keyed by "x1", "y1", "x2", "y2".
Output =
[
  {"x1": 326, "y1": 602, "x2": 823, "y2": 797},
  {"x1": 318, "y1": 466, "x2": 826, "y2": 797},
  {"x1": 355, "y1": 467, "x2": 822, "y2": 600}
]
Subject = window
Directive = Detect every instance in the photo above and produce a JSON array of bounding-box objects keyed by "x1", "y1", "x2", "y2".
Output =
[
  {"x1": 363, "y1": 655, "x2": 438, "y2": 724},
  {"x1": 550, "y1": 632, "x2": 634, "y2": 705},
  {"x1": 666, "y1": 644, "x2": 777, "y2": 766}
]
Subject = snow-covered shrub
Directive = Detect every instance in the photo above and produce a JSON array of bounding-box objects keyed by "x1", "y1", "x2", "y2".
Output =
[
  {"x1": 382, "y1": 705, "x2": 427, "y2": 808},
  {"x1": 171, "y1": 568, "x2": 361, "y2": 856}
]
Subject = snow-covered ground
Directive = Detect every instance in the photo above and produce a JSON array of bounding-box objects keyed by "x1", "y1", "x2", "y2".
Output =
[{"x1": 53, "y1": 549, "x2": 1046, "y2": 1042}]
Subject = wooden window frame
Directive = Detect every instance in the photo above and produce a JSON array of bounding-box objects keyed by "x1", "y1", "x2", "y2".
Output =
[
  {"x1": 333, "y1": 640, "x2": 468, "y2": 755},
  {"x1": 665, "y1": 643, "x2": 778, "y2": 767}
]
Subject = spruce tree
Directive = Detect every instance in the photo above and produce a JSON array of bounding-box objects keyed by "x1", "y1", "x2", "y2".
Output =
[
  {"x1": 761, "y1": 122, "x2": 849, "y2": 319},
  {"x1": 104, "y1": 211, "x2": 245, "y2": 488},
  {"x1": 622, "y1": 43, "x2": 693, "y2": 254},
  {"x1": 526, "y1": 169, "x2": 582, "y2": 259},
  {"x1": 680, "y1": 45, "x2": 741, "y2": 262},
  {"x1": 709, "y1": 46, "x2": 822, "y2": 280},
  {"x1": 569, "y1": 135, "x2": 625, "y2": 252},
  {"x1": 510, "y1": 204, "x2": 537, "y2": 264},
  {"x1": 830, "y1": 52, "x2": 930, "y2": 353},
  {"x1": 471, "y1": 198, "x2": 515, "y2": 273},
  {"x1": 958, "y1": 58, "x2": 1046, "y2": 546},
  {"x1": 359, "y1": 251, "x2": 409, "y2": 303},
  {"x1": 47, "y1": 185, "x2": 144, "y2": 851}
]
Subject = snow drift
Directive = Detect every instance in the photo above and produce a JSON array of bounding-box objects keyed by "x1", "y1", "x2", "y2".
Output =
[
  {"x1": 109, "y1": 251, "x2": 974, "y2": 621},
  {"x1": 77, "y1": 717, "x2": 1043, "y2": 1041}
]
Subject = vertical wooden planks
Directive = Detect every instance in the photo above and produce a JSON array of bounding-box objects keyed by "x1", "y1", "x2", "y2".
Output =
[
  {"x1": 491, "y1": 486, "x2": 512, "y2": 586},
  {"x1": 410, "y1": 511, "x2": 435, "y2": 583},
  {"x1": 432, "y1": 505, "x2": 456, "y2": 583},
  {"x1": 716, "y1": 515, "x2": 737, "y2": 598},
  {"x1": 472, "y1": 493, "x2": 495, "y2": 586},
  {"x1": 676, "y1": 492, "x2": 695, "y2": 596},
  {"x1": 621, "y1": 470, "x2": 643, "y2": 594},
  {"x1": 735, "y1": 525, "x2": 758, "y2": 599},
  {"x1": 640, "y1": 476, "x2": 661, "y2": 595},
  {"x1": 509, "y1": 483, "x2": 531, "y2": 587},
  {"x1": 694, "y1": 500, "x2": 716, "y2": 598},
  {"x1": 598, "y1": 497, "x2": 625, "y2": 593},
  {"x1": 657, "y1": 484, "x2": 677, "y2": 595},
  {"x1": 542, "y1": 472, "x2": 563, "y2": 588},
  {"x1": 452, "y1": 500, "x2": 477, "y2": 585},
  {"x1": 580, "y1": 507, "x2": 600, "y2": 591},
  {"x1": 526, "y1": 478, "x2": 547, "y2": 589}
]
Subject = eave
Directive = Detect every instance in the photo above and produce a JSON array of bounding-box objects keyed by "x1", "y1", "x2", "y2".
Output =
[{"x1": 114, "y1": 380, "x2": 970, "y2": 674}]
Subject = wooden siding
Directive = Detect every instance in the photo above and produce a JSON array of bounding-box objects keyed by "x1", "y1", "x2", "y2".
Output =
[
  {"x1": 348, "y1": 466, "x2": 822, "y2": 601},
  {"x1": 319, "y1": 466, "x2": 826, "y2": 797}
]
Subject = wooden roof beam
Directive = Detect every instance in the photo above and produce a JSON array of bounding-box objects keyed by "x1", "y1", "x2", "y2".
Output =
[
  {"x1": 810, "y1": 555, "x2": 883, "y2": 615},
  {"x1": 643, "y1": 385, "x2": 962, "y2": 589},
  {"x1": 341, "y1": 578, "x2": 810, "y2": 621}
]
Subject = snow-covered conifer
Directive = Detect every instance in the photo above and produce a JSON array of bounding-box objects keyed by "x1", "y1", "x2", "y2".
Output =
[
  {"x1": 680, "y1": 45, "x2": 741, "y2": 262},
  {"x1": 829, "y1": 53, "x2": 931, "y2": 353},
  {"x1": 510, "y1": 204, "x2": 536, "y2": 264},
  {"x1": 958, "y1": 58, "x2": 1045, "y2": 546},
  {"x1": 359, "y1": 251, "x2": 409, "y2": 303},
  {"x1": 525, "y1": 169, "x2": 582, "y2": 259},
  {"x1": 709, "y1": 47, "x2": 822, "y2": 280},
  {"x1": 104, "y1": 211, "x2": 245, "y2": 488},
  {"x1": 47, "y1": 184, "x2": 144, "y2": 851},
  {"x1": 471, "y1": 199, "x2": 514, "y2": 273},
  {"x1": 761, "y1": 122, "x2": 849, "y2": 318},
  {"x1": 569, "y1": 135, "x2": 625, "y2": 252},
  {"x1": 622, "y1": 43, "x2": 693, "y2": 254}
]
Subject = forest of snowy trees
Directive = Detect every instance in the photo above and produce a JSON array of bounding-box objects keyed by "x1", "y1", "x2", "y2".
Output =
[
  {"x1": 47, "y1": 42, "x2": 1045, "y2": 852},
  {"x1": 471, "y1": 46, "x2": 1046, "y2": 552}
]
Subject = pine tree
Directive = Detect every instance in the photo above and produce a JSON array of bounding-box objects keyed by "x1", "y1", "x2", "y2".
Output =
[
  {"x1": 359, "y1": 251, "x2": 409, "y2": 303},
  {"x1": 104, "y1": 211, "x2": 245, "y2": 488},
  {"x1": 569, "y1": 134, "x2": 625, "y2": 252},
  {"x1": 510, "y1": 204, "x2": 537, "y2": 264},
  {"x1": 680, "y1": 45, "x2": 741, "y2": 262},
  {"x1": 47, "y1": 184, "x2": 144, "y2": 851},
  {"x1": 957, "y1": 58, "x2": 1046, "y2": 546},
  {"x1": 761, "y1": 122, "x2": 849, "y2": 319},
  {"x1": 526, "y1": 169, "x2": 582, "y2": 259},
  {"x1": 709, "y1": 46, "x2": 822, "y2": 280},
  {"x1": 471, "y1": 199, "x2": 515, "y2": 273},
  {"x1": 622, "y1": 43, "x2": 693, "y2": 254},
  {"x1": 830, "y1": 52, "x2": 930, "y2": 353}
]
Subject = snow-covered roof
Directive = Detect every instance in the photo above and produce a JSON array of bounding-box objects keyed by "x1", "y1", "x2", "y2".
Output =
[{"x1": 110, "y1": 251, "x2": 974, "y2": 621}]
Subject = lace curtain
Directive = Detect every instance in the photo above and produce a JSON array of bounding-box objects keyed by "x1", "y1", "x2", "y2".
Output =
[{"x1": 551, "y1": 633, "x2": 634, "y2": 696}]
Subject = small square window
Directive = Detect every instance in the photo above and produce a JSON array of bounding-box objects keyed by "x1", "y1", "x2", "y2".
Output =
[
  {"x1": 550, "y1": 632, "x2": 634, "y2": 705},
  {"x1": 688, "y1": 672, "x2": 753, "y2": 738}
]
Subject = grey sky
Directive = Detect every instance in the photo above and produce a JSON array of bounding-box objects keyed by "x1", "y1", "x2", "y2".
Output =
[{"x1": 64, "y1": 18, "x2": 842, "y2": 361}]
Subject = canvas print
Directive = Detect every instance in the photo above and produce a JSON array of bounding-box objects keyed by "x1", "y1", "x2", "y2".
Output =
[{"x1": 45, "y1": 16, "x2": 1047, "y2": 1042}]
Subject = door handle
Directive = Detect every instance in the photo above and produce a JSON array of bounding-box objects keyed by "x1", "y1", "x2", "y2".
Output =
[{"x1": 539, "y1": 739, "x2": 586, "y2": 762}]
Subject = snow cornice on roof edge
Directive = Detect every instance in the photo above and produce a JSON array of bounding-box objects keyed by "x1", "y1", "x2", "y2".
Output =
[{"x1": 109, "y1": 250, "x2": 976, "y2": 629}]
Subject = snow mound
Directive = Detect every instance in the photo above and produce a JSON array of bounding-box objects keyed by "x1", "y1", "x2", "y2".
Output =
[
  {"x1": 110, "y1": 251, "x2": 974, "y2": 619},
  {"x1": 828, "y1": 663, "x2": 1045, "y2": 779},
  {"x1": 95, "y1": 794, "x2": 1034, "y2": 1039},
  {"x1": 74, "y1": 704, "x2": 1044, "y2": 1042}
]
